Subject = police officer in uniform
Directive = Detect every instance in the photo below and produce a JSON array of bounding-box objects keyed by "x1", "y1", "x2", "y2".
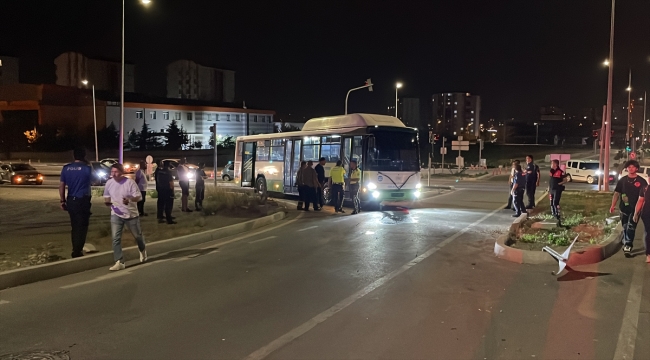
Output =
[
  {"x1": 155, "y1": 161, "x2": 176, "y2": 224},
  {"x1": 59, "y1": 147, "x2": 93, "y2": 258},
  {"x1": 329, "y1": 160, "x2": 346, "y2": 213},
  {"x1": 511, "y1": 163, "x2": 528, "y2": 217},
  {"x1": 349, "y1": 159, "x2": 361, "y2": 214}
]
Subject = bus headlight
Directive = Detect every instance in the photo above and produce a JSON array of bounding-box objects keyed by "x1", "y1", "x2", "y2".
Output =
[
  {"x1": 414, "y1": 190, "x2": 421, "y2": 198},
  {"x1": 416, "y1": 183, "x2": 422, "y2": 189},
  {"x1": 372, "y1": 191, "x2": 380, "y2": 199},
  {"x1": 366, "y1": 182, "x2": 377, "y2": 190}
]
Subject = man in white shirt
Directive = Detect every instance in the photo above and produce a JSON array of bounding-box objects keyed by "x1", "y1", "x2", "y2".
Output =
[
  {"x1": 135, "y1": 160, "x2": 149, "y2": 216},
  {"x1": 103, "y1": 164, "x2": 147, "y2": 271}
]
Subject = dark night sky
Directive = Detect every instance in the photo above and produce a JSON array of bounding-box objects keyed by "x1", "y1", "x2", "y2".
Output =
[{"x1": 1, "y1": 0, "x2": 649, "y2": 122}]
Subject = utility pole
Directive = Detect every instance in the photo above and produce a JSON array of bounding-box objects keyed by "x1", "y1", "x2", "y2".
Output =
[
  {"x1": 442, "y1": 137, "x2": 446, "y2": 170},
  {"x1": 627, "y1": 69, "x2": 633, "y2": 155},
  {"x1": 210, "y1": 124, "x2": 218, "y2": 186},
  {"x1": 598, "y1": 105, "x2": 607, "y2": 191},
  {"x1": 604, "y1": 0, "x2": 615, "y2": 192},
  {"x1": 428, "y1": 130, "x2": 432, "y2": 186},
  {"x1": 344, "y1": 79, "x2": 373, "y2": 114}
]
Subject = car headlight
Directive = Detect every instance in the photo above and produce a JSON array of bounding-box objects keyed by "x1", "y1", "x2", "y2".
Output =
[
  {"x1": 595, "y1": 170, "x2": 602, "y2": 175},
  {"x1": 610, "y1": 171, "x2": 617, "y2": 175},
  {"x1": 366, "y1": 182, "x2": 377, "y2": 190},
  {"x1": 38, "y1": 175, "x2": 44, "y2": 180},
  {"x1": 414, "y1": 190, "x2": 421, "y2": 198},
  {"x1": 187, "y1": 172, "x2": 195, "y2": 179},
  {"x1": 416, "y1": 183, "x2": 422, "y2": 189},
  {"x1": 372, "y1": 191, "x2": 380, "y2": 199},
  {"x1": 97, "y1": 171, "x2": 107, "y2": 178},
  {"x1": 124, "y1": 164, "x2": 130, "y2": 169}
]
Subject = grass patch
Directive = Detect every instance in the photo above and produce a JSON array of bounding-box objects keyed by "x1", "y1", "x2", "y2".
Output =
[
  {"x1": 513, "y1": 191, "x2": 616, "y2": 251},
  {"x1": 91, "y1": 186, "x2": 105, "y2": 197},
  {"x1": 202, "y1": 187, "x2": 261, "y2": 216}
]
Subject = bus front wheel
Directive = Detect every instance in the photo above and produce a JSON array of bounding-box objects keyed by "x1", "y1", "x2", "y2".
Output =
[{"x1": 255, "y1": 177, "x2": 268, "y2": 204}]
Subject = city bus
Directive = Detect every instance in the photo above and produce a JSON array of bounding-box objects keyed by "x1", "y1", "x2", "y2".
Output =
[{"x1": 233, "y1": 113, "x2": 422, "y2": 209}]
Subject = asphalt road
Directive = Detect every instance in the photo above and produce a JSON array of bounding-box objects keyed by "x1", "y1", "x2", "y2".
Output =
[{"x1": 1, "y1": 175, "x2": 648, "y2": 359}]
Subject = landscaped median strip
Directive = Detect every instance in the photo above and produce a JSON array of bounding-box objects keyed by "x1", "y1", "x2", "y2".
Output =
[
  {"x1": 0, "y1": 211, "x2": 287, "y2": 290},
  {"x1": 494, "y1": 215, "x2": 623, "y2": 266}
]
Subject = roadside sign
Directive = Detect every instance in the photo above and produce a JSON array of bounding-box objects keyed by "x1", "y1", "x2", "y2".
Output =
[
  {"x1": 630, "y1": 152, "x2": 637, "y2": 160},
  {"x1": 440, "y1": 147, "x2": 447, "y2": 155},
  {"x1": 451, "y1": 140, "x2": 469, "y2": 151}
]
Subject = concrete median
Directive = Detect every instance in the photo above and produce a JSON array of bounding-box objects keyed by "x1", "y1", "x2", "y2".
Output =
[{"x1": 0, "y1": 210, "x2": 287, "y2": 290}]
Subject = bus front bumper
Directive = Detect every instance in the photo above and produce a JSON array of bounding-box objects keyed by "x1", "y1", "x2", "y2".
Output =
[{"x1": 359, "y1": 188, "x2": 421, "y2": 205}]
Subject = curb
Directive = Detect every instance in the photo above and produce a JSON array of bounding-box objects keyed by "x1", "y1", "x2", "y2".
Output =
[
  {"x1": 494, "y1": 220, "x2": 623, "y2": 266},
  {"x1": 0, "y1": 211, "x2": 287, "y2": 290}
]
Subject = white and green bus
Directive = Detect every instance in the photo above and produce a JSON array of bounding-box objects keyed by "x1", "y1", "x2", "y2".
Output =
[{"x1": 233, "y1": 113, "x2": 422, "y2": 209}]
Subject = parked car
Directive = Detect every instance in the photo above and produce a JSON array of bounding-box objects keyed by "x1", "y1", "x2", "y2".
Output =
[
  {"x1": 221, "y1": 162, "x2": 234, "y2": 181},
  {"x1": 618, "y1": 165, "x2": 650, "y2": 182},
  {"x1": 565, "y1": 159, "x2": 616, "y2": 184},
  {"x1": 99, "y1": 158, "x2": 139, "y2": 173},
  {"x1": 90, "y1": 161, "x2": 111, "y2": 186},
  {"x1": 0, "y1": 163, "x2": 44, "y2": 185},
  {"x1": 160, "y1": 159, "x2": 199, "y2": 180}
]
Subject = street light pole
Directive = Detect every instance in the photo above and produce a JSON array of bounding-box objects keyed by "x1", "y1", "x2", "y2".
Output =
[
  {"x1": 534, "y1": 123, "x2": 539, "y2": 144},
  {"x1": 119, "y1": 0, "x2": 125, "y2": 164},
  {"x1": 644, "y1": 91, "x2": 647, "y2": 146},
  {"x1": 344, "y1": 79, "x2": 373, "y2": 115},
  {"x1": 604, "y1": 0, "x2": 615, "y2": 192},
  {"x1": 82, "y1": 80, "x2": 99, "y2": 161},
  {"x1": 395, "y1": 82, "x2": 402, "y2": 118},
  {"x1": 627, "y1": 69, "x2": 632, "y2": 154}
]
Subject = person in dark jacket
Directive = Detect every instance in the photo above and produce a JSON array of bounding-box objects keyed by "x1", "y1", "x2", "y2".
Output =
[
  {"x1": 511, "y1": 164, "x2": 528, "y2": 217},
  {"x1": 155, "y1": 161, "x2": 176, "y2": 224},
  {"x1": 295, "y1": 161, "x2": 307, "y2": 210},
  {"x1": 548, "y1": 159, "x2": 568, "y2": 224},
  {"x1": 524, "y1": 155, "x2": 540, "y2": 209},
  {"x1": 505, "y1": 160, "x2": 520, "y2": 211},
  {"x1": 194, "y1": 162, "x2": 207, "y2": 211},
  {"x1": 59, "y1": 147, "x2": 93, "y2": 258},
  {"x1": 314, "y1": 157, "x2": 326, "y2": 208}
]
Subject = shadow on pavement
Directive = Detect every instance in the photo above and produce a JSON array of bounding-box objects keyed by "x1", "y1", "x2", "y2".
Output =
[{"x1": 557, "y1": 266, "x2": 612, "y2": 282}]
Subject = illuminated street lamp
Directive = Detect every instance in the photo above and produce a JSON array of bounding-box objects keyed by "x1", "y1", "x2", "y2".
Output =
[
  {"x1": 603, "y1": 59, "x2": 610, "y2": 66},
  {"x1": 119, "y1": 0, "x2": 152, "y2": 164},
  {"x1": 395, "y1": 82, "x2": 403, "y2": 118}
]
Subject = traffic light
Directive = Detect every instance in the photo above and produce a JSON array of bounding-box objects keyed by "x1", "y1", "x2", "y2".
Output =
[
  {"x1": 592, "y1": 130, "x2": 599, "y2": 138},
  {"x1": 626, "y1": 146, "x2": 632, "y2": 152},
  {"x1": 365, "y1": 78, "x2": 373, "y2": 92},
  {"x1": 209, "y1": 125, "x2": 216, "y2": 133}
]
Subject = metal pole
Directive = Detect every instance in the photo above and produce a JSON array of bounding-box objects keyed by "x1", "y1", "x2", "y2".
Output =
[
  {"x1": 644, "y1": 91, "x2": 647, "y2": 147},
  {"x1": 535, "y1": 124, "x2": 539, "y2": 144},
  {"x1": 395, "y1": 87, "x2": 398, "y2": 118},
  {"x1": 92, "y1": 85, "x2": 98, "y2": 162},
  {"x1": 344, "y1": 84, "x2": 372, "y2": 115},
  {"x1": 119, "y1": 0, "x2": 125, "y2": 164},
  {"x1": 598, "y1": 105, "x2": 607, "y2": 191},
  {"x1": 478, "y1": 139, "x2": 482, "y2": 164},
  {"x1": 428, "y1": 135, "x2": 432, "y2": 186},
  {"x1": 442, "y1": 137, "x2": 447, "y2": 171},
  {"x1": 604, "y1": 0, "x2": 615, "y2": 192},
  {"x1": 213, "y1": 123, "x2": 218, "y2": 187},
  {"x1": 627, "y1": 69, "x2": 632, "y2": 155}
]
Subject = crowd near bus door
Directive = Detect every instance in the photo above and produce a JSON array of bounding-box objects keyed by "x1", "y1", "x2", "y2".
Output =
[{"x1": 242, "y1": 142, "x2": 255, "y2": 187}]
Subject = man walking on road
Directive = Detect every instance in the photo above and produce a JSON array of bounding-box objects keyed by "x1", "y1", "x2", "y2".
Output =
[
  {"x1": 155, "y1": 161, "x2": 176, "y2": 224},
  {"x1": 511, "y1": 163, "x2": 528, "y2": 217},
  {"x1": 59, "y1": 147, "x2": 93, "y2": 258},
  {"x1": 525, "y1": 155, "x2": 540, "y2": 209},
  {"x1": 135, "y1": 160, "x2": 148, "y2": 216},
  {"x1": 632, "y1": 177, "x2": 650, "y2": 263},
  {"x1": 315, "y1": 157, "x2": 326, "y2": 209},
  {"x1": 611, "y1": 160, "x2": 647, "y2": 257},
  {"x1": 103, "y1": 164, "x2": 147, "y2": 271},
  {"x1": 349, "y1": 159, "x2": 361, "y2": 214},
  {"x1": 329, "y1": 160, "x2": 346, "y2": 213}
]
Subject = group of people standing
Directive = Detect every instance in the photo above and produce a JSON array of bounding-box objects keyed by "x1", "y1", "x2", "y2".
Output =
[
  {"x1": 59, "y1": 149, "x2": 209, "y2": 271},
  {"x1": 296, "y1": 158, "x2": 361, "y2": 214},
  {"x1": 507, "y1": 155, "x2": 542, "y2": 217}
]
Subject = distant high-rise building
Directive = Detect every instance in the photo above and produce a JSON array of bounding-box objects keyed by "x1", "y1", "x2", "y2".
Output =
[
  {"x1": 0, "y1": 56, "x2": 19, "y2": 85},
  {"x1": 400, "y1": 98, "x2": 421, "y2": 129},
  {"x1": 167, "y1": 60, "x2": 235, "y2": 103},
  {"x1": 432, "y1": 92, "x2": 480, "y2": 137},
  {"x1": 54, "y1": 52, "x2": 135, "y2": 94},
  {"x1": 540, "y1": 106, "x2": 565, "y2": 121}
]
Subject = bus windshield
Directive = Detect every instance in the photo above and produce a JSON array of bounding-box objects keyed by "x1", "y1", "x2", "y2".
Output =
[{"x1": 366, "y1": 129, "x2": 419, "y2": 172}]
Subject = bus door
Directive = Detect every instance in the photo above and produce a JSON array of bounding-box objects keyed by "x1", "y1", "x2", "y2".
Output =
[
  {"x1": 283, "y1": 139, "x2": 301, "y2": 194},
  {"x1": 241, "y1": 142, "x2": 255, "y2": 187},
  {"x1": 342, "y1": 137, "x2": 352, "y2": 198}
]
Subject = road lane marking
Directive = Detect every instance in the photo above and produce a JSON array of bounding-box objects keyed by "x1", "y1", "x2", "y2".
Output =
[
  {"x1": 60, "y1": 271, "x2": 132, "y2": 289},
  {"x1": 249, "y1": 236, "x2": 277, "y2": 244},
  {"x1": 0, "y1": 300, "x2": 10, "y2": 305},
  {"x1": 297, "y1": 226, "x2": 318, "y2": 232},
  {"x1": 199, "y1": 212, "x2": 304, "y2": 250},
  {"x1": 244, "y1": 204, "x2": 506, "y2": 360},
  {"x1": 613, "y1": 265, "x2": 645, "y2": 360}
]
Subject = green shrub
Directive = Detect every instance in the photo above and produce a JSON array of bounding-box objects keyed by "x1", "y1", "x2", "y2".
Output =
[
  {"x1": 148, "y1": 189, "x2": 158, "y2": 198},
  {"x1": 201, "y1": 187, "x2": 258, "y2": 215},
  {"x1": 91, "y1": 186, "x2": 105, "y2": 197}
]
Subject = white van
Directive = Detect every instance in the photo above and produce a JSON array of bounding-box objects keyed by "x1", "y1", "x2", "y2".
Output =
[
  {"x1": 565, "y1": 160, "x2": 616, "y2": 184},
  {"x1": 618, "y1": 165, "x2": 650, "y2": 182}
]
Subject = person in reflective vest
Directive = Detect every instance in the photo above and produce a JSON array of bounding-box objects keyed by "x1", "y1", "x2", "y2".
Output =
[
  {"x1": 349, "y1": 159, "x2": 361, "y2": 214},
  {"x1": 329, "y1": 160, "x2": 346, "y2": 213}
]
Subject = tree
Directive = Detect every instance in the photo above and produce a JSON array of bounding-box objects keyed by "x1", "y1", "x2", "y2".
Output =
[
  {"x1": 137, "y1": 121, "x2": 162, "y2": 150},
  {"x1": 127, "y1": 128, "x2": 138, "y2": 149},
  {"x1": 97, "y1": 123, "x2": 119, "y2": 150},
  {"x1": 163, "y1": 120, "x2": 189, "y2": 150}
]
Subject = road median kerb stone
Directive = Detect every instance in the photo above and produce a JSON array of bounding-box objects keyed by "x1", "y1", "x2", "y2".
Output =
[
  {"x1": 0, "y1": 211, "x2": 287, "y2": 290},
  {"x1": 494, "y1": 214, "x2": 623, "y2": 266}
]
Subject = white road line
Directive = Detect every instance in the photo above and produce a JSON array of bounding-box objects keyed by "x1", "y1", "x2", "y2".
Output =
[
  {"x1": 0, "y1": 300, "x2": 10, "y2": 305},
  {"x1": 199, "y1": 212, "x2": 304, "y2": 250},
  {"x1": 297, "y1": 226, "x2": 318, "y2": 232},
  {"x1": 332, "y1": 217, "x2": 350, "y2": 222},
  {"x1": 613, "y1": 265, "x2": 646, "y2": 360},
  {"x1": 60, "y1": 271, "x2": 131, "y2": 289},
  {"x1": 249, "y1": 236, "x2": 277, "y2": 244},
  {"x1": 244, "y1": 205, "x2": 506, "y2": 360}
]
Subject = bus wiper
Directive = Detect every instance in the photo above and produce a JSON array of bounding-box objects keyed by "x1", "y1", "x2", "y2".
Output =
[{"x1": 378, "y1": 171, "x2": 419, "y2": 190}]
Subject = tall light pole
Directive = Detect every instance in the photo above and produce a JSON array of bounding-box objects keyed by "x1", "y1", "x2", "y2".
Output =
[
  {"x1": 533, "y1": 122, "x2": 539, "y2": 144},
  {"x1": 626, "y1": 69, "x2": 632, "y2": 154},
  {"x1": 643, "y1": 92, "x2": 647, "y2": 146},
  {"x1": 395, "y1": 82, "x2": 403, "y2": 118},
  {"x1": 82, "y1": 80, "x2": 99, "y2": 161},
  {"x1": 344, "y1": 79, "x2": 373, "y2": 115},
  {"x1": 119, "y1": 0, "x2": 151, "y2": 164},
  {"x1": 603, "y1": 0, "x2": 615, "y2": 192}
]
